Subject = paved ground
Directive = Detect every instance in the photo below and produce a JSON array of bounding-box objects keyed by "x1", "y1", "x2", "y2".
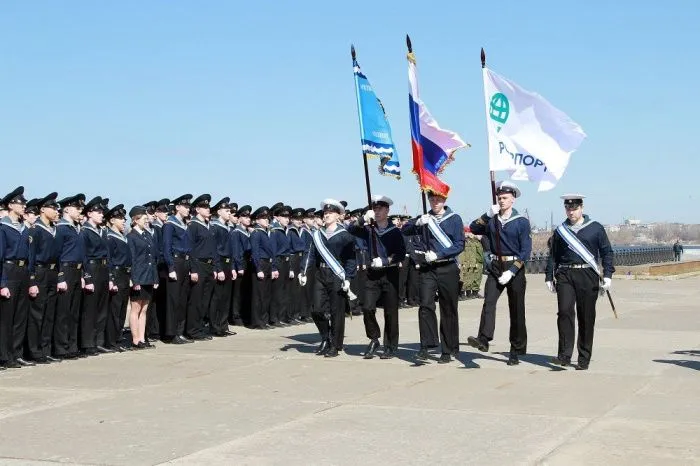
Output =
[{"x1": 0, "y1": 275, "x2": 698, "y2": 465}]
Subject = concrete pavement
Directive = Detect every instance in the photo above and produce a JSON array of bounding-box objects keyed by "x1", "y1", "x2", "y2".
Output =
[{"x1": 0, "y1": 275, "x2": 698, "y2": 465}]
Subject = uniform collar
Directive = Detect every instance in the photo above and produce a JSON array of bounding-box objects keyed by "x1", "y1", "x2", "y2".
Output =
[
  {"x1": 107, "y1": 228, "x2": 128, "y2": 243},
  {"x1": 211, "y1": 217, "x2": 229, "y2": 230},
  {"x1": 190, "y1": 217, "x2": 209, "y2": 229},
  {"x1": 320, "y1": 222, "x2": 346, "y2": 239},
  {"x1": 35, "y1": 218, "x2": 56, "y2": 236},
  {"x1": 1, "y1": 216, "x2": 25, "y2": 233},
  {"x1": 166, "y1": 215, "x2": 188, "y2": 230},
  {"x1": 81, "y1": 221, "x2": 103, "y2": 236}
]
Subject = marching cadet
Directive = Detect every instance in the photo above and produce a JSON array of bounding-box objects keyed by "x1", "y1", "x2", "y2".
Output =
[
  {"x1": 249, "y1": 206, "x2": 277, "y2": 329},
  {"x1": 546, "y1": 194, "x2": 614, "y2": 370},
  {"x1": 458, "y1": 226, "x2": 484, "y2": 300},
  {"x1": 349, "y1": 208, "x2": 367, "y2": 317},
  {"x1": 230, "y1": 204, "x2": 252, "y2": 327},
  {"x1": 350, "y1": 195, "x2": 406, "y2": 359},
  {"x1": 210, "y1": 197, "x2": 235, "y2": 337},
  {"x1": 0, "y1": 187, "x2": 34, "y2": 368},
  {"x1": 150, "y1": 198, "x2": 170, "y2": 342},
  {"x1": 270, "y1": 204, "x2": 292, "y2": 326},
  {"x1": 287, "y1": 208, "x2": 307, "y2": 324},
  {"x1": 299, "y1": 199, "x2": 357, "y2": 357},
  {"x1": 402, "y1": 192, "x2": 464, "y2": 364},
  {"x1": 27, "y1": 193, "x2": 61, "y2": 363},
  {"x1": 105, "y1": 204, "x2": 130, "y2": 352},
  {"x1": 162, "y1": 194, "x2": 194, "y2": 344},
  {"x1": 467, "y1": 181, "x2": 531, "y2": 366},
  {"x1": 297, "y1": 208, "x2": 317, "y2": 322},
  {"x1": 127, "y1": 206, "x2": 159, "y2": 349},
  {"x1": 54, "y1": 193, "x2": 86, "y2": 359},
  {"x1": 186, "y1": 194, "x2": 218, "y2": 340},
  {"x1": 80, "y1": 196, "x2": 111, "y2": 356}
]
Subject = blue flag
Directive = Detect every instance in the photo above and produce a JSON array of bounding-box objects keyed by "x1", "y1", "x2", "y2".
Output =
[{"x1": 353, "y1": 58, "x2": 400, "y2": 179}]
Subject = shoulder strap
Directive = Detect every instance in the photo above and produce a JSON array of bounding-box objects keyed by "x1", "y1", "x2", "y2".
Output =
[
  {"x1": 556, "y1": 223, "x2": 600, "y2": 275},
  {"x1": 312, "y1": 229, "x2": 345, "y2": 280}
]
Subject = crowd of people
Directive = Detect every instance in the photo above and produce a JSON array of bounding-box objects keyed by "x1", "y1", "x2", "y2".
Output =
[{"x1": 0, "y1": 180, "x2": 614, "y2": 371}]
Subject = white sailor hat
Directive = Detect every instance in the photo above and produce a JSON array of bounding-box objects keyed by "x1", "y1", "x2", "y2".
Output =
[
  {"x1": 320, "y1": 198, "x2": 345, "y2": 214},
  {"x1": 561, "y1": 194, "x2": 585, "y2": 207},
  {"x1": 371, "y1": 195, "x2": 393, "y2": 207},
  {"x1": 495, "y1": 180, "x2": 521, "y2": 198}
]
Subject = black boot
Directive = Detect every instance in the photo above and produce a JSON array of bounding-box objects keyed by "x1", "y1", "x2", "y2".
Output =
[
  {"x1": 363, "y1": 339, "x2": 380, "y2": 359},
  {"x1": 415, "y1": 347, "x2": 429, "y2": 361},
  {"x1": 315, "y1": 340, "x2": 330, "y2": 356},
  {"x1": 507, "y1": 352, "x2": 520, "y2": 366},
  {"x1": 324, "y1": 346, "x2": 340, "y2": 358},
  {"x1": 467, "y1": 336, "x2": 489, "y2": 352}
]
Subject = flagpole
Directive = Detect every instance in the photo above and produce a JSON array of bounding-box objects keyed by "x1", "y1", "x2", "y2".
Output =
[
  {"x1": 351, "y1": 44, "x2": 379, "y2": 257},
  {"x1": 482, "y1": 48, "x2": 504, "y2": 268}
]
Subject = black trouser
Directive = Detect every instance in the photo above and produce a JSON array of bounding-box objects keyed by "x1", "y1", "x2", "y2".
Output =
[
  {"x1": 154, "y1": 263, "x2": 168, "y2": 337},
  {"x1": 406, "y1": 259, "x2": 420, "y2": 305},
  {"x1": 211, "y1": 257, "x2": 232, "y2": 334},
  {"x1": 417, "y1": 262, "x2": 460, "y2": 355},
  {"x1": 0, "y1": 263, "x2": 30, "y2": 362},
  {"x1": 398, "y1": 256, "x2": 409, "y2": 303},
  {"x1": 351, "y1": 266, "x2": 366, "y2": 311},
  {"x1": 54, "y1": 265, "x2": 82, "y2": 356},
  {"x1": 166, "y1": 257, "x2": 190, "y2": 338},
  {"x1": 187, "y1": 259, "x2": 214, "y2": 338},
  {"x1": 363, "y1": 267, "x2": 400, "y2": 350},
  {"x1": 674, "y1": 252, "x2": 681, "y2": 261},
  {"x1": 288, "y1": 254, "x2": 302, "y2": 321},
  {"x1": 251, "y1": 260, "x2": 272, "y2": 327},
  {"x1": 555, "y1": 268, "x2": 599, "y2": 365},
  {"x1": 231, "y1": 258, "x2": 252, "y2": 325},
  {"x1": 27, "y1": 265, "x2": 58, "y2": 360},
  {"x1": 146, "y1": 273, "x2": 161, "y2": 339},
  {"x1": 106, "y1": 267, "x2": 130, "y2": 348},
  {"x1": 477, "y1": 264, "x2": 527, "y2": 354},
  {"x1": 311, "y1": 267, "x2": 346, "y2": 349},
  {"x1": 300, "y1": 257, "x2": 315, "y2": 319},
  {"x1": 81, "y1": 261, "x2": 109, "y2": 350},
  {"x1": 271, "y1": 256, "x2": 289, "y2": 323}
]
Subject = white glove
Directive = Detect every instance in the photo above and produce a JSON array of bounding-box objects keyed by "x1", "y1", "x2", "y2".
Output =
[
  {"x1": 415, "y1": 214, "x2": 431, "y2": 226},
  {"x1": 546, "y1": 281, "x2": 556, "y2": 293},
  {"x1": 341, "y1": 280, "x2": 350, "y2": 292},
  {"x1": 601, "y1": 277, "x2": 612, "y2": 291},
  {"x1": 363, "y1": 210, "x2": 375, "y2": 223},
  {"x1": 289, "y1": 270, "x2": 295, "y2": 279},
  {"x1": 486, "y1": 204, "x2": 500, "y2": 218},
  {"x1": 371, "y1": 257, "x2": 383, "y2": 268},
  {"x1": 425, "y1": 251, "x2": 438, "y2": 263},
  {"x1": 298, "y1": 274, "x2": 307, "y2": 287},
  {"x1": 498, "y1": 270, "x2": 514, "y2": 285}
]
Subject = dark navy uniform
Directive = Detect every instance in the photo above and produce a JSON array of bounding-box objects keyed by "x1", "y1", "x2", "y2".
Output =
[
  {"x1": 26, "y1": 193, "x2": 60, "y2": 362},
  {"x1": 402, "y1": 205, "x2": 464, "y2": 361},
  {"x1": 230, "y1": 205, "x2": 252, "y2": 326},
  {"x1": 53, "y1": 194, "x2": 86, "y2": 358},
  {"x1": 297, "y1": 209, "x2": 316, "y2": 321},
  {"x1": 105, "y1": 205, "x2": 131, "y2": 350},
  {"x1": 287, "y1": 208, "x2": 307, "y2": 323},
  {"x1": 546, "y1": 196, "x2": 614, "y2": 369},
  {"x1": 127, "y1": 228, "x2": 158, "y2": 290},
  {"x1": 162, "y1": 194, "x2": 193, "y2": 341},
  {"x1": 210, "y1": 197, "x2": 235, "y2": 336},
  {"x1": 151, "y1": 198, "x2": 170, "y2": 341},
  {"x1": 249, "y1": 206, "x2": 276, "y2": 329},
  {"x1": 468, "y1": 182, "x2": 531, "y2": 364},
  {"x1": 0, "y1": 187, "x2": 32, "y2": 367},
  {"x1": 270, "y1": 205, "x2": 292, "y2": 325}
]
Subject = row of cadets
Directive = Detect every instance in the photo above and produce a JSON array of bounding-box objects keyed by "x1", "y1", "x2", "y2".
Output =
[
  {"x1": 401, "y1": 191, "x2": 465, "y2": 364},
  {"x1": 288, "y1": 208, "x2": 309, "y2": 323},
  {"x1": 105, "y1": 204, "x2": 131, "y2": 351},
  {"x1": 185, "y1": 194, "x2": 219, "y2": 340},
  {"x1": 349, "y1": 195, "x2": 406, "y2": 359},
  {"x1": 162, "y1": 193, "x2": 193, "y2": 344},
  {"x1": 467, "y1": 181, "x2": 531, "y2": 366},
  {"x1": 269, "y1": 203, "x2": 292, "y2": 325},
  {"x1": 299, "y1": 199, "x2": 356, "y2": 358},
  {"x1": 210, "y1": 197, "x2": 237, "y2": 337},
  {"x1": 230, "y1": 204, "x2": 252, "y2": 327},
  {"x1": 248, "y1": 206, "x2": 276, "y2": 329}
]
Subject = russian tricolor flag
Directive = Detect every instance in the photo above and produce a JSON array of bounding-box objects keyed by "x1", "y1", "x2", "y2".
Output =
[{"x1": 408, "y1": 53, "x2": 469, "y2": 197}]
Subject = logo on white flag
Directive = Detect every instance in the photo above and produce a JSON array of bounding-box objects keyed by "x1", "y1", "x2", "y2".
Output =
[{"x1": 489, "y1": 93, "x2": 510, "y2": 129}]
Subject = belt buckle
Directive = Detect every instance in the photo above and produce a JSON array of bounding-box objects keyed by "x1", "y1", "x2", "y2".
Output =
[
  {"x1": 224, "y1": 258, "x2": 230, "y2": 263},
  {"x1": 18, "y1": 260, "x2": 26, "y2": 267},
  {"x1": 50, "y1": 263, "x2": 56, "y2": 270},
  {"x1": 185, "y1": 255, "x2": 190, "y2": 260},
  {"x1": 77, "y1": 263, "x2": 82, "y2": 270}
]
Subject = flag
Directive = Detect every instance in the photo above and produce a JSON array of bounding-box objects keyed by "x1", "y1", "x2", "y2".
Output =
[
  {"x1": 483, "y1": 67, "x2": 586, "y2": 191},
  {"x1": 408, "y1": 53, "x2": 469, "y2": 197},
  {"x1": 353, "y1": 56, "x2": 400, "y2": 178}
]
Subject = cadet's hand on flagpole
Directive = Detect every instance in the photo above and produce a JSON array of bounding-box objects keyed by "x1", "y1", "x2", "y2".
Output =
[
  {"x1": 298, "y1": 274, "x2": 307, "y2": 286},
  {"x1": 601, "y1": 277, "x2": 612, "y2": 291},
  {"x1": 257, "y1": 271, "x2": 265, "y2": 280},
  {"x1": 371, "y1": 257, "x2": 383, "y2": 268},
  {"x1": 1, "y1": 287, "x2": 11, "y2": 298},
  {"x1": 487, "y1": 205, "x2": 500, "y2": 218},
  {"x1": 415, "y1": 214, "x2": 431, "y2": 226},
  {"x1": 425, "y1": 251, "x2": 438, "y2": 263},
  {"x1": 341, "y1": 280, "x2": 350, "y2": 292},
  {"x1": 57, "y1": 281, "x2": 67, "y2": 292},
  {"x1": 28, "y1": 285, "x2": 39, "y2": 298},
  {"x1": 498, "y1": 270, "x2": 514, "y2": 285},
  {"x1": 545, "y1": 281, "x2": 556, "y2": 293},
  {"x1": 271, "y1": 270, "x2": 279, "y2": 280},
  {"x1": 363, "y1": 210, "x2": 375, "y2": 223},
  {"x1": 190, "y1": 272, "x2": 199, "y2": 283},
  {"x1": 168, "y1": 271, "x2": 177, "y2": 281}
]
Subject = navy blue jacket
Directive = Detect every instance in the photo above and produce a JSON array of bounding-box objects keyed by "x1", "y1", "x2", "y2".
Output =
[
  {"x1": 302, "y1": 223, "x2": 356, "y2": 279},
  {"x1": 348, "y1": 222, "x2": 406, "y2": 267},
  {"x1": 80, "y1": 222, "x2": 110, "y2": 284},
  {"x1": 151, "y1": 219, "x2": 165, "y2": 264},
  {"x1": 0, "y1": 217, "x2": 31, "y2": 288},
  {"x1": 54, "y1": 217, "x2": 85, "y2": 284},
  {"x1": 127, "y1": 228, "x2": 158, "y2": 285},
  {"x1": 162, "y1": 215, "x2": 191, "y2": 273},
  {"x1": 230, "y1": 225, "x2": 251, "y2": 272},
  {"x1": 107, "y1": 229, "x2": 132, "y2": 271},
  {"x1": 250, "y1": 226, "x2": 277, "y2": 273},
  {"x1": 187, "y1": 218, "x2": 221, "y2": 273},
  {"x1": 402, "y1": 207, "x2": 465, "y2": 262},
  {"x1": 470, "y1": 208, "x2": 531, "y2": 275},
  {"x1": 287, "y1": 226, "x2": 306, "y2": 254},
  {"x1": 211, "y1": 218, "x2": 234, "y2": 270},
  {"x1": 28, "y1": 219, "x2": 58, "y2": 286},
  {"x1": 270, "y1": 222, "x2": 290, "y2": 257}
]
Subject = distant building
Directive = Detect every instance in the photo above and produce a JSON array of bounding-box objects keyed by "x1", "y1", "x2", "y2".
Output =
[{"x1": 624, "y1": 218, "x2": 641, "y2": 226}]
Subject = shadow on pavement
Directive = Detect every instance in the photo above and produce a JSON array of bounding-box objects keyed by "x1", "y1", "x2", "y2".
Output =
[
  {"x1": 654, "y1": 358, "x2": 700, "y2": 371},
  {"x1": 672, "y1": 349, "x2": 700, "y2": 357}
]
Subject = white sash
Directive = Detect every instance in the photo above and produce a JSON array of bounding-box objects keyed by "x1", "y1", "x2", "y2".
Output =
[
  {"x1": 427, "y1": 217, "x2": 452, "y2": 249},
  {"x1": 312, "y1": 229, "x2": 345, "y2": 281},
  {"x1": 556, "y1": 223, "x2": 600, "y2": 275}
]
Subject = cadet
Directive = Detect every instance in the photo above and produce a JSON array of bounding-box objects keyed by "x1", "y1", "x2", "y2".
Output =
[
  {"x1": 351, "y1": 195, "x2": 406, "y2": 359},
  {"x1": 0, "y1": 187, "x2": 33, "y2": 368},
  {"x1": 104, "y1": 204, "x2": 130, "y2": 352},
  {"x1": 287, "y1": 208, "x2": 307, "y2": 324},
  {"x1": 458, "y1": 226, "x2": 484, "y2": 300},
  {"x1": 467, "y1": 181, "x2": 531, "y2": 366},
  {"x1": 297, "y1": 208, "x2": 317, "y2": 322},
  {"x1": 142, "y1": 200, "x2": 161, "y2": 342},
  {"x1": 210, "y1": 197, "x2": 235, "y2": 337},
  {"x1": 299, "y1": 199, "x2": 357, "y2": 357},
  {"x1": 249, "y1": 206, "x2": 276, "y2": 329},
  {"x1": 54, "y1": 193, "x2": 86, "y2": 359},
  {"x1": 230, "y1": 204, "x2": 252, "y2": 327},
  {"x1": 402, "y1": 192, "x2": 464, "y2": 364},
  {"x1": 270, "y1": 204, "x2": 291, "y2": 326},
  {"x1": 27, "y1": 193, "x2": 61, "y2": 363},
  {"x1": 546, "y1": 194, "x2": 614, "y2": 370},
  {"x1": 162, "y1": 194, "x2": 194, "y2": 344},
  {"x1": 150, "y1": 198, "x2": 170, "y2": 341}
]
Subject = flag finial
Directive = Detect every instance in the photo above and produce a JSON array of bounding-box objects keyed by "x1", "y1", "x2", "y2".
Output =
[
  {"x1": 351, "y1": 44, "x2": 356, "y2": 60},
  {"x1": 406, "y1": 35, "x2": 412, "y2": 53},
  {"x1": 481, "y1": 48, "x2": 486, "y2": 68}
]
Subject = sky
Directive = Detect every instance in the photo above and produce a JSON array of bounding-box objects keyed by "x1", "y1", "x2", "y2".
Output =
[{"x1": 1, "y1": 1, "x2": 698, "y2": 226}]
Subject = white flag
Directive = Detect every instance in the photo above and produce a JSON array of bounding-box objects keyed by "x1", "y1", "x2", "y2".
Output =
[{"x1": 483, "y1": 67, "x2": 586, "y2": 191}]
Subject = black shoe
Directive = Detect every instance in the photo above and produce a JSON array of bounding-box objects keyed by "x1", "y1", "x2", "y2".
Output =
[
  {"x1": 46, "y1": 355, "x2": 62, "y2": 363},
  {"x1": 415, "y1": 348, "x2": 429, "y2": 361},
  {"x1": 380, "y1": 347, "x2": 395, "y2": 359},
  {"x1": 96, "y1": 345, "x2": 115, "y2": 354},
  {"x1": 84, "y1": 348, "x2": 99, "y2": 356},
  {"x1": 178, "y1": 335, "x2": 194, "y2": 344},
  {"x1": 315, "y1": 340, "x2": 330, "y2": 355},
  {"x1": 363, "y1": 340, "x2": 380, "y2": 360},
  {"x1": 170, "y1": 336, "x2": 186, "y2": 345},
  {"x1": 550, "y1": 356, "x2": 571, "y2": 367},
  {"x1": 507, "y1": 352, "x2": 520, "y2": 366},
  {"x1": 467, "y1": 336, "x2": 489, "y2": 352},
  {"x1": 147, "y1": 336, "x2": 160, "y2": 343},
  {"x1": 576, "y1": 362, "x2": 589, "y2": 371},
  {"x1": 324, "y1": 347, "x2": 340, "y2": 358},
  {"x1": 4, "y1": 360, "x2": 21, "y2": 368},
  {"x1": 142, "y1": 341, "x2": 155, "y2": 349},
  {"x1": 438, "y1": 353, "x2": 452, "y2": 364},
  {"x1": 16, "y1": 358, "x2": 36, "y2": 367},
  {"x1": 33, "y1": 357, "x2": 51, "y2": 364}
]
